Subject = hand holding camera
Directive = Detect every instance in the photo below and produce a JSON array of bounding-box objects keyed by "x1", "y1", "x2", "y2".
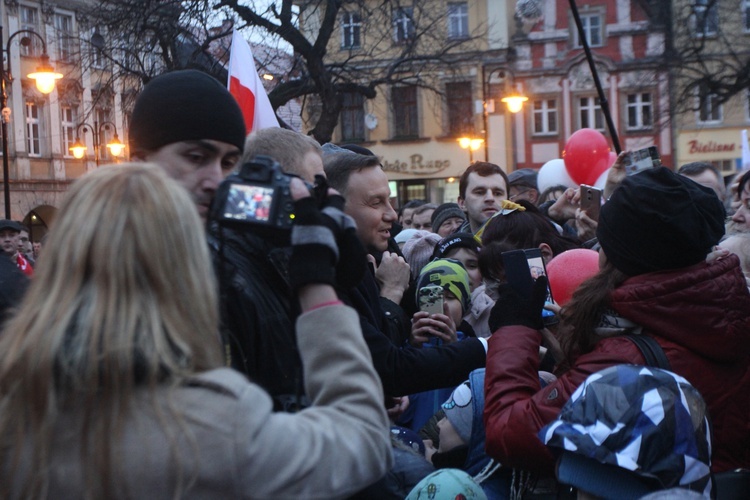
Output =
[{"x1": 288, "y1": 175, "x2": 367, "y2": 291}]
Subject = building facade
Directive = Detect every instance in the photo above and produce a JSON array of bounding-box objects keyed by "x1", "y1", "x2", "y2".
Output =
[
  {"x1": 510, "y1": 0, "x2": 673, "y2": 171},
  {"x1": 0, "y1": 0, "x2": 130, "y2": 237},
  {"x1": 310, "y1": 0, "x2": 517, "y2": 206},
  {"x1": 671, "y1": 0, "x2": 750, "y2": 176}
]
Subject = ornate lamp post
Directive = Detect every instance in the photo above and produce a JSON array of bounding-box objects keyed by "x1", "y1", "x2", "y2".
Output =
[
  {"x1": 458, "y1": 136, "x2": 484, "y2": 163},
  {"x1": 69, "y1": 121, "x2": 125, "y2": 166},
  {"x1": 1, "y1": 28, "x2": 63, "y2": 219}
]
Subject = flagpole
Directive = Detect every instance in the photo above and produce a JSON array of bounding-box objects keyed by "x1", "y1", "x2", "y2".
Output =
[{"x1": 568, "y1": 0, "x2": 621, "y2": 154}]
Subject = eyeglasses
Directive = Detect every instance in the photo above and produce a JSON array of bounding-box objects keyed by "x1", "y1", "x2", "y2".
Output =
[{"x1": 509, "y1": 189, "x2": 532, "y2": 201}]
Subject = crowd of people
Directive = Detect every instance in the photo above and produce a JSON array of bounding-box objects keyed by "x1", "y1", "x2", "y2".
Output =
[{"x1": 0, "y1": 69, "x2": 748, "y2": 499}]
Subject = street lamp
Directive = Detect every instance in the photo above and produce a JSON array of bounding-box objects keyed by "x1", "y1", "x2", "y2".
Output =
[
  {"x1": 1, "y1": 28, "x2": 63, "y2": 219},
  {"x1": 458, "y1": 136, "x2": 484, "y2": 163},
  {"x1": 482, "y1": 66, "x2": 528, "y2": 163},
  {"x1": 501, "y1": 92, "x2": 529, "y2": 114},
  {"x1": 69, "y1": 121, "x2": 124, "y2": 166}
]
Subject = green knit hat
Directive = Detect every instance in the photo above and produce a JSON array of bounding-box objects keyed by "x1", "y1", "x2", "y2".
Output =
[{"x1": 416, "y1": 258, "x2": 471, "y2": 314}]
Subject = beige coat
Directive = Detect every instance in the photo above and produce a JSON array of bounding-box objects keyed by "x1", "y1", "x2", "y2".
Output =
[{"x1": 14, "y1": 305, "x2": 392, "y2": 499}]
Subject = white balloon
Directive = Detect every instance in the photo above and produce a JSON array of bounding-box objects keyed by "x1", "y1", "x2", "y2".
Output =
[
  {"x1": 593, "y1": 168, "x2": 609, "y2": 190},
  {"x1": 538, "y1": 158, "x2": 577, "y2": 194}
]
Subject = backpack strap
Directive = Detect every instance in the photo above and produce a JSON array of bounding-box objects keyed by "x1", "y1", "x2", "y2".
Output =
[{"x1": 625, "y1": 335, "x2": 671, "y2": 371}]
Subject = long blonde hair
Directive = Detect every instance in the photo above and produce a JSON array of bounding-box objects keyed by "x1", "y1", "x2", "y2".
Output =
[{"x1": 0, "y1": 164, "x2": 222, "y2": 498}]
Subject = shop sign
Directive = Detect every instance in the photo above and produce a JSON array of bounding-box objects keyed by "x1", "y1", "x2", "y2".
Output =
[
  {"x1": 382, "y1": 154, "x2": 451, "y2": 175},
  {"x1": 687, "y1": 140, "x2": 736, "y2": 155}
]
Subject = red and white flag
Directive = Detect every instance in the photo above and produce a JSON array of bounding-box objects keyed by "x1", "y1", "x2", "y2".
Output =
[{"x1": 228, "y1": 29, "x2": 279, "y2": 134}]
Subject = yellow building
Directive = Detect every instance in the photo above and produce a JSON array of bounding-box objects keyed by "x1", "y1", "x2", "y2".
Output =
[
  {"x1": 302, "y1": 0, "x2": 517, "y2": 205},
  {"x1": 672, "y1": 0, "x2": 750, "y2": 177},
  {"x1": 1, "y1": 1, "x2": 127, "y2": 238}
]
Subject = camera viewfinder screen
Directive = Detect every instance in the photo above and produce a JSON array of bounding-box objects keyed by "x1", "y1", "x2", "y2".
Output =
[{"x1": 223, "y1": 183, "x2": 274, "y2": 222}]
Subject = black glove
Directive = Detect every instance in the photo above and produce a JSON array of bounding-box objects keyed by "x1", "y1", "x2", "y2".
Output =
[
  {"x1": 488, "y1": 276, "x2": 548, "y2": 332},
  {"x1": 288, "y1": 186, "x2": 366, "y2": 291}
]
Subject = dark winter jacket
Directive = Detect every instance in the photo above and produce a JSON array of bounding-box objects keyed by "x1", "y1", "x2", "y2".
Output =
[
  {"x1": 484, "y1": 255, "x2": 750, "y2": 475},
  {"x1": 345, "y1": 269, "x2": 486, "y2": 398},
  {"x1": 208, "y1": 226, "x2": 304, "y2": 410}
]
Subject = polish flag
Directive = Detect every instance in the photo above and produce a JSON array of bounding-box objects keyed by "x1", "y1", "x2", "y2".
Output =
[{"x1": 227, "y1": 29, "x2": 279, "y2": 134}]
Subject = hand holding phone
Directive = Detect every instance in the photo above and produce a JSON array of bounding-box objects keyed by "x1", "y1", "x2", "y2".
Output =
[
  {"x1": 623, "y1": 146, "x2": 661, "y2": 176},
  {"x1": 500, "y1": 249, "x2": 557, "y2": 327},
  {"x1": 579, "y1": 184, "x2": 602, "y2": 222}
]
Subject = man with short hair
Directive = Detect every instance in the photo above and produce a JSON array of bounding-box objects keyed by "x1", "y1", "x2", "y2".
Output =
[
  {"x1": 411, "y1": 203, "x2": 437, "y2": 231},
  {"x1": 678, "y1": 162, "x2": 725, "y2": 201},
  {"x1": 0, "y1": 220, "x2": 32, "y2": 276},
  {"x1": 211, "y1": 127, "x2": 331, "y2": 407},
  {"x1": 457, "y1": 162, "x2": 509, "y2": 233},
  {"x1": 399, "y1": 199, "x2": 427, "y2": 230},
  {"x1": 324, "y1": 149, "x2": 486, "y2": 399},
  {"x1": 243, "y1": 127, "x2": 324, "y2": 181}
]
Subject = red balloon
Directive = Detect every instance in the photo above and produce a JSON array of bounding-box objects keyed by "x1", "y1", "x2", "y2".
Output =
[
  {"x1": 562, "y1": 129, "x2": 611, "y2": 185},
  {"x1": 546, "y1": 249, "x2": 600, "y2": 307}
]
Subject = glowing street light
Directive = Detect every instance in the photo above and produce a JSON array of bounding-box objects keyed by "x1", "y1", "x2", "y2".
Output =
[
  {"x1": 1, "y1": 28, "x2": 63, "y2": 219},
  {"x1": 458, "y1": 136, "x2": 484, "y2": 163}
]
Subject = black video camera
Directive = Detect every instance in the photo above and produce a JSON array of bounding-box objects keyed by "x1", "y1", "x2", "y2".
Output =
[{"x1": 211, "y1": 155, "x2": 297, "y2": 240}]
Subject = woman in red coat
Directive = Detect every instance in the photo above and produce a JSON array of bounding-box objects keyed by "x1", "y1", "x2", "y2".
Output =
[{"x1": 483, "y1": 167, "x2": 750, "y2": 477}]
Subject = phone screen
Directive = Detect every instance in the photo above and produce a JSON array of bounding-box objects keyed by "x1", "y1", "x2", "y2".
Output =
[{"x1": 624, "y1": 146, "x2": 661, "y2": 176}]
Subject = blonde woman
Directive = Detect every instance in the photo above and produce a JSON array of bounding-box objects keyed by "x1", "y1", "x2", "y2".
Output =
[{"x1": 0, "y1": 164, "x2": 390, "y2": 498}]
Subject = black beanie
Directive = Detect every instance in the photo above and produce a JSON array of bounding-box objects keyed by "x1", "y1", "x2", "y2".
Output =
[
  {"x1": 431, "y1": 203, "x2": 466, "y2": 233},
  {"x1": 432, "y1": 232, "x2": 480, "y2": 260},
  {"x1": 597, "y1": 167, "x2": 725, "y2": 276},
  {"x1": 129, "y1": 70, "x2": 246, "y2": 154}
]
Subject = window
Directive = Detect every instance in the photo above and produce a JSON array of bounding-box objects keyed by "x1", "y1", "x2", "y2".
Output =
[
  {"x1": 574, "y1": 13, "x2": 603, "y2": 47},
  {"x1": 626, "y1": 93, "x2": 653, "y2": 130},
  {"x1": 578, "y1": 96, "x2": 604, "y2": 130},
  {"x1": 698, "y1": 84, "x2": 722, "y2": 123},
  {"x1": 392, "y1": 86, "x2": 418, "y2": 138},
  {"x1": 340, "y1": 92, "x2": 365, "y2": 141},
  {"x1": 341, "y1": 11, "x2": 361, "y2": 49},
  {"x1": 20, "y1": 6, "x2": 41, "y2": 57},
  {"x1": 447, "y1": 3, "x2": 469, "y2": 39},
  {"x1": 393, "y1": 7, "x2": 415, "y2": 43},
  {"x1": 692, "y1": 0, "x2": 718, "y2": 37},
  {"x1": 446, "y1": 82, "x2": 473, "y2": 136},
  {"x1": 25, "y1": 102, "x2": 41, "y2": 157},
  {"x1": 532, "y1": 99, "x2": 558, "y2": 135},
  {"x1": 61, "y1": 106, "x2": 77, "y2": 157},
  {"x1": 54, "y1": 14, "x2": 74, "y2": 62},
  {"x1": 745, "y1": 0, "x2": 750, "y2": 32},
  {"x1": 91, "y1": 29, "x2": 106, "y2": 68}
]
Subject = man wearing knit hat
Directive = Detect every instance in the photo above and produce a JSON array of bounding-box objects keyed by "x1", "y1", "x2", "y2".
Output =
[
  {"x1": 431, "y1": 203, "x2": 467, "y2": 237},
  {"x1": 129, "y1": 69, "x2": 246, "y2": 221}
]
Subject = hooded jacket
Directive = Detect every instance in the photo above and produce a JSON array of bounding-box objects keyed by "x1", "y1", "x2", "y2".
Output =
[{"x1": 483, "y1": 255, "x2": 750, "y2": 475}]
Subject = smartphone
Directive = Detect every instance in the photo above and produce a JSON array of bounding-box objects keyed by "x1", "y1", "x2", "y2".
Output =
[
  {"x1": 501, "y1": 248, "x2": 557, "y2": 326},
  {"x1": 579, "y1": 184, "x2": 602, "y2": 222},
  {"x1": 418, "y1": 284, "x2": 444, "y2": 315},
  {"x1": 623, "y1": 146, "x2": 661, "y2": 176}
]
